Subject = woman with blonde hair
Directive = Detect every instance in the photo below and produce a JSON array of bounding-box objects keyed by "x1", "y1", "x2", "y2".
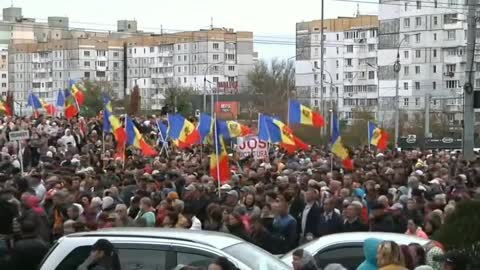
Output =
[{"x1": 377, "y1": 241, "x2": 408, "y2": 270}]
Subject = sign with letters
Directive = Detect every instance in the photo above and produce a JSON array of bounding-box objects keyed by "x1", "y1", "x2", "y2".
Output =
[
  {"x1": 9, "y1": 130, "x2": 30, "y2": 141},
  {"x1": 236, "y1": 136, "x2": 268, "y2": 160}
]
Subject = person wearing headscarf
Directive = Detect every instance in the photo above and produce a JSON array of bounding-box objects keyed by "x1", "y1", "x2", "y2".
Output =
[
  {"x1": 59, "y1": 129, "x2": 76, "y2": 148},
  {"x1": 357, "y1": 238, "x2": 382, "y2": 270},
  {"x1": 292, "y1": 248, "x2": 319, "y2": 270}
]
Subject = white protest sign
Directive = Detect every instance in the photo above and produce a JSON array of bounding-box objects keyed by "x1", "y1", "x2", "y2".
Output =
[
  {"x1": 9, "y1": 130, "x2": 29, "y2": 141},
  {"x1": 237, "y1": 136, "x2": 268, "y2": 160}
]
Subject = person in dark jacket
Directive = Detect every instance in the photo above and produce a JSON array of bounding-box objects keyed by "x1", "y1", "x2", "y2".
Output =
[
  {"x1": 292, "y1": 248, "x2": 319, "y2": 270},
  {"x1": 226, "y1": 212, "x2": 251, "y2": 242},
  {"x1": 343, "y1": 203, "x2": 368, "y2": 232},
  {"x1": 77, "y1": 239, "x2": 121, "y2": 270},
  {"x1": 369, "y1": 202, "x2": 395, "y2": 232},
  {"x1": 8, "y1": 219, "x2": 50, "y2": 270},
  {"x1": 390, "y1": 203, "x2": 408, "y2": 233},
  {"x1": 299, "y1": 188, "x2": 321, "y2": 242},
  {"x1": 318, "y1": 198, "x2": 343, "y2": 236},
  {"x1": 272, "y1": 198, "x2": 298, "y2": 253},
  {"x1": 250, "y1": 216, "x2": 275, "y2": 253}
]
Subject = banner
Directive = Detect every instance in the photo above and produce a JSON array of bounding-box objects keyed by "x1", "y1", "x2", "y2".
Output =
[{"x1": 236, "y1": 136, "x2": 268, "y2": 160}]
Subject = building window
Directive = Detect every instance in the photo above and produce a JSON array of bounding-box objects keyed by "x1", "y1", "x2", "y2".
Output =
[
  {"x1": 336, "y1": 33, "x2": 339, "y2": 40},
  {"x1": 447, "y1": 30, "x2": 456, "y2": 40},
  {"x1": 433, "y1": 16, "x2": 438, "y2": 25},
  {"x1": 84, "y1": 61, "x2": 90, "y2": 67},
  {"x1": 446, "y1": 80, "x2": 458, "y2": 88},
  {"x1": 314, "y1": 61, "x2": 319, "y2": 69},
  {"x1": 404, "y1": 82, "x2": 408, "y2": 90},
  {"x1": 433, "y1": 81, "x2": 436, "y2": 89},
  {"x1": 404, "y1": 18, "x2": 410, "y2": 28},
  {"x1": 84, "y1": 72, "x2": 90, "y2": 78},
  {"x1": 404, "y1": 98, "x2": 409, "y2": 106},
  {"x1": 84, "y1": 51, "x2": 90, "y2": 57},
  {"x1": 415, "y1": 33, "x2": 421, "y2": 43},
  {"x1": 368, "y1": 71, "x2": 375, "y2": 79},
  {"x1": 346, "y1": 59, "x2": 352, "y2": 66},
  {"x1": 415, "y1": 17, "x2": 421, "y2": 26},
  {"x1": 314, "y1": 48, "x2": 319, "y2": 56},
  {"x1": 184, "y1": 77, "x2": 187, "y2": 83},
  {"x1": 444, "y1": 14, "x2": 457, "y2": 24},
  {"x1": 336, "y1": 73, "x2": 339, "y2": 80},
  {"x1": 416, "y1": 50, "x2": 421, "y2": 58},
  {"x1": 404, "y1": 66, "x2": 409, "y2": 75},
  {"x1": 404, "y1": 50, "x2": 409, "y2": 58},
  {"x1": 415, "y1": 82, "x2": 421, "y2": 90},
  {"x1": 434, "y1": 33, "x2": 437, "y2": 41},
  {"x1": 227, "y1": 54, "x2": 235, "y2": 60},
  {"x1": 113, "y1": 52, "x2": 119, "y2": 57},
  {"x1": 433, "y1": 65, "x2": 437, "y2": 73},
  {"x1": 434, "y1": 0, "x2": 438, "y2": 7},
  {"x1": 184, "y1": 55, "x2": 187, "y2": 61},
  {"x1": 346, "y1": 45, "x2": 353, "y2": 53},
  {"x1": 213, "y1": 66, "x2": 219, "y2": 72},
  {"x1": 416, "y1": 0, "x2": 421, "y2": 9},
  {"x1": 415, "y1": 66, "x2": 421, "y2": 74},
  {"x1": 213, "y1": 54, "x2": 219, "y2": 61},
  {"x1": 213, "y1": 43, "x2": 219, "y2": 49},
  {"x1": 368, "y1": 44, "x2": 375, "y2": 51},
  {"x1": 213, "y1": 77, "x2": 219, "y2": 83},
  {"x1": 336, "y1": 60, "x2": 339, "y2": 67},
  {"x1": 177, "y1": 45, "x2": 181, "y2": 50},
  {"x1": 415, "y1": 98, "x2": 420, "y2": 106},
  {"x1": 446, "y1": 64, "x2": 456, "y2": 73},
  {"x1": 1, "y1": 74, "x2": 5, "y2": 79},
  {"x1": 405, "y1": 2, "x2": 408, "y2": 10},
  {"x1": 336, "y1": 47, "x2": 339, "y2": 54},
  {"x1": 433, "y1": 49, "x2": 437, "y2": 57},
  {"x1": 150, "y1": 47, "x2": 154, "y2": 53},
  {"x1": 228, "y1": 66, "x2": 235, "y2": 71},
  {"x1": 178, "y1": 56, "x2": 181, "y2": 61}
]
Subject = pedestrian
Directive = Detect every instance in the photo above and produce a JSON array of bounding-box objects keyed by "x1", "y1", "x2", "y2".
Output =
[
  {"x1": 377, "y1": 240, "x2": 408, "y2": 270},
  {"x1": 357, "y1": 237, "x2": 382, "y2": 270},
  {"x1": 405, "y1": 219, "x2": 428, "y2": 239}
]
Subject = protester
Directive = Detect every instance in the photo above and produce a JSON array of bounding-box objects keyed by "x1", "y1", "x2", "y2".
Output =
[
  {"x1": 77, "y1": 238, "x2": 121, "y2": 270},
  {"x1": 377, "y1": 241, "x2": 408, "y2": 270},
  {"x1": 292, "y1": 248, "x2": 319, "y2": 270},
  {"x1": 357, "y1": 237, "x2": 382, "y2": 270}
]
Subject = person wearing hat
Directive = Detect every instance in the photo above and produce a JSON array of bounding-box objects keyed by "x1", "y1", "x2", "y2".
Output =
[{"x1": 77, "y1": 239, "x2": 121, "y2": 270}]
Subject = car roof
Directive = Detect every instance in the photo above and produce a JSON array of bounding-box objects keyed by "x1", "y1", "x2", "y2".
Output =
[
  {"x1": 65, "y1": 228, "x2": 243, "y2": 250},
  {"x1": 282, "y1": 232, "x2": 430, "y2": 259}
]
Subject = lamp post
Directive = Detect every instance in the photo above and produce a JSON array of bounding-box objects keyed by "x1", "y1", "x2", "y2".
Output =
[
  {"x1": 393, "y1": 34, "x2": 410, "y2": 147},
  {"x1": 313, "y1": 67, "x2": 336, "y2": 136},
  {"x1": 203, "y1": 62, "x2": 224, "y2": 115}
]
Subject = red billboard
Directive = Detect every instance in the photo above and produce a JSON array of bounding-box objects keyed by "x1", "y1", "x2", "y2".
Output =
[{"x1": 215, "y1": 101, "x2": 240, "y2": 119}]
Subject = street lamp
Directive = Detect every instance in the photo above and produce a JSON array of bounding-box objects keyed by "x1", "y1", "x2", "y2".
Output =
[
  {"x1": 393, "y1": 34, "x2": 410, "y2": 147},
  {"x1": 313, "y1": 67, "x2": 337, "y2": 136},
  {"x1": 203, "y1": 62, "x2": 224, "y2": 115}
]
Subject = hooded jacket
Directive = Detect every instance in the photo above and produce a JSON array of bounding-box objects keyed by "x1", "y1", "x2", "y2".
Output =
[{"x1": 357, "y1": 238, "x2": 382, "y2": 270}]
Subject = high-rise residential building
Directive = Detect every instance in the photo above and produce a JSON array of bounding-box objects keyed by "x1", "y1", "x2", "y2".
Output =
[
  {"x1": 125, "y1": 29, "x2": 254, "y2": 110},
  {"x1": 295, "y1": 15, "x2": 379, "y2": 123},
  {"x1": 4, "y1": 6, "x2": 255, "y2": 113},
  {"x1": 378, "y1": 0, "x2": 466, "y2": 130},
  {"x1": 8, "y1": 38, "x2": 125, "y2": 112}
]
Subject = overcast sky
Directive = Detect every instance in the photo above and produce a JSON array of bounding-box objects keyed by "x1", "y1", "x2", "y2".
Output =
[{"x1": 5, "y1": 0, "x2": 378, "y2": 60}]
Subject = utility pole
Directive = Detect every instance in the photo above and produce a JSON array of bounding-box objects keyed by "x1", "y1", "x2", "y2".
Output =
[
  {"x1": 425, "y1": 94, "x2": 430, "y2": 138},
  {"x1": 463, "y1": 0, "x2": 476, "y2": 160},
  {"x1": 393, "y1": 52, "x2": 401, "y2": 147},
  {"x1": 320, "y1": 0, "x2": 325, "y2": 136}
]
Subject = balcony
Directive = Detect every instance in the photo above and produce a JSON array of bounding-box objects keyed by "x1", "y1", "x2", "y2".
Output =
[{"x1": 96, "y1": 65, "x2": 107, "y2": 72}]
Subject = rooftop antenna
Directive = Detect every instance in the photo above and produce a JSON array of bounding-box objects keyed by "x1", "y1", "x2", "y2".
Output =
[
  {"x1": 356, "y1": 3, "x2": 360, "y2": 16},
  {"x1": 11, "y1": 0, "x2": 14, "y2": 7},
  {"x1": 160, "y1": 24, "x2": 163, "y2": 35},
  {"x1": 210, "y1": 17, "x2": 213, "y2": 30}
]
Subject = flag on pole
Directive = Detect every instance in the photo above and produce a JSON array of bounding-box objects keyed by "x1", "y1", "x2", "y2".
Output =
[
  {"x1": 331, "y1": 115, "x2": 353, "y2": 170},
  {"x1": 288, "y1": 100, "x2": 325, "y2": 127},
  {"x1": 157, "y1": 120, "x2": 168, "y2": 143},
  {"x1": 125, "y1": 115, "x2": 157, "y2": 157},
  {"x1": 103, "y1": 96, "x2": 126, "y2": 145},
  {"x1": 259, "y1": 114, "x2": 309, "y2": 153},
  {"x1": 56, "y1": 89, "x2": 65, "y2": 108},
  {"x1": 210, "y1": 119, "x2": 230, "y2": 183},
  {"x1": 0, "y1": 99, "x2": 12, "y2": 116},
  {"x1": 217, "y1": 120, "x2": 251, "y2": 139},
  {"x1": 167, "y1": 114, "x2": 200, "y2": 148},
  {"x1": 69, "y1": 79, "x2": 85, "y2": 105},
  {"x1": 198, "y1": 113, "x2": 214, "y2": 143},
  {"x1": 368, "y1": 121, "x2": 389, "y2": 151},
  {"x1": 64, "y1": 89, "x2": 79, "y2": 119}
]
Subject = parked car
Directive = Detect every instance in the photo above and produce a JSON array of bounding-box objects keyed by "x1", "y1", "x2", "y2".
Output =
[
  {"x1": 40, "y1": 228, "x2": 291, "y2": 270},
  {"x1": 281, "y1": 232, "x2": 430, "y2": 269}
]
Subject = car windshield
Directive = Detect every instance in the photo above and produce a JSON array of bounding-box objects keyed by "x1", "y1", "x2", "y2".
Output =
[{"x1": 223, "y1": 242, "x2": 291, "y2": 270}]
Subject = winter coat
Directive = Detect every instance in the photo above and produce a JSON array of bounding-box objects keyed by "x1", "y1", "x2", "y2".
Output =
[
  {"x1": 357, "y1": 238, "x2": 382, "y2": 270},
  {"x1": 9, "y1": 235, "x2": 50, "y2": 270}
]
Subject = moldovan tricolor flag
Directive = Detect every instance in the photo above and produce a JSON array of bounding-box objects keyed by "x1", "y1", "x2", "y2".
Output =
[
  {"x1": 125, "y1": 115, "x2": 157, "y2": 157},
  {"x1": 368, "y1": 121, "x2": 389, "y2": 151},
  {"x1": 289, "y1": 100, "x2": 325, "y2": 127},
  {"x1": 331, "y1": 114, "x2": 353, "y2": 170}
]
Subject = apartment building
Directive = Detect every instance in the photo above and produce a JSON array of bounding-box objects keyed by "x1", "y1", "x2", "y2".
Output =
[
  {"x1": 295, "y1": 15, "x2": 379, "y2": 123},
  {"x1": 378, "y1": 0, "x2": 466, "y2": 129},
  {"x1": 0, "y1": 49, "x2": 7, "y2": 99},
  {"x1": 8, "y1": 38, "x2": 125, "y2": 112},
  {"x1": 125, "y1": 29, "x2": 254, "y2": 110}
]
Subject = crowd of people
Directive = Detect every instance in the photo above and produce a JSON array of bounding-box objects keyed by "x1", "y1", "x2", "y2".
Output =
[{"x1": 0, "y1": 114, "x2": 478, "y2": 270}]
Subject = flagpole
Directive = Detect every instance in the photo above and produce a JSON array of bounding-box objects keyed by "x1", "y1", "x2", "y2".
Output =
[
  {"x1": 213, "y1": 113, "x2": 221, "y2": 198},
  {"x1": 367, "y1": 121, "x2": 371, "y2": 151},
  {"x1": 123, "y1": 114, "x2": 127, "y2": 169}
]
